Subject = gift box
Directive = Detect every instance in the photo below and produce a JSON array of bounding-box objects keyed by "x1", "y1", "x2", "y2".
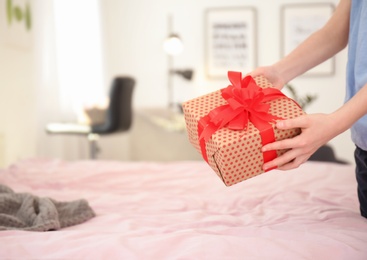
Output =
[{"x1": 182, "y1": 71, "x2": 304, "y2": 186}]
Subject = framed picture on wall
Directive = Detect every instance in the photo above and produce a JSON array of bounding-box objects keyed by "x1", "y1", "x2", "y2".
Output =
[
  {"x1": 205, "y1": 7, "x2": 257, "y2": 79},
  {"x1": 281, "y1": 3, "x2": 335, "y2": 76}
]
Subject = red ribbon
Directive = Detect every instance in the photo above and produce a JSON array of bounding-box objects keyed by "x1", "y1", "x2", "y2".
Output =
[{"x1": 198, "y1": 71, "x2": 287, "y2": 167}]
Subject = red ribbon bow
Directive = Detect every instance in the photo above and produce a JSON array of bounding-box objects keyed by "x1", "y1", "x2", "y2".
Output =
[{"x1": 198, "y1": 71, "x2": 287, "y2": 166}]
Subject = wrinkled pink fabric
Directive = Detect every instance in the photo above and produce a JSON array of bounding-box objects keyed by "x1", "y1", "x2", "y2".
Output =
[{"x1": 0, "y1": 159, "x2": 366, "y2": 259}]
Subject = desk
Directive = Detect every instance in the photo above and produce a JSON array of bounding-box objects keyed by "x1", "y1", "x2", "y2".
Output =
[{"x1": 130, "y1": 108, "x2": 202, "y2": 161}]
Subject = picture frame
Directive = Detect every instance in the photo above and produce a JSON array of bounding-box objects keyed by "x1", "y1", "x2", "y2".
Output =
[
  {"x1": 205, "y1": 7, "x2": 257, "y2": 79},
  {"x1": 281, "y1": 3, "x2": 335, "y2": 76}
]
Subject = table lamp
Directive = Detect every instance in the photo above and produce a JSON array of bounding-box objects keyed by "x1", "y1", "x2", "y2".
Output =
[{"x1": 163, "y1": 15, "x2": 194, "y2": 110}]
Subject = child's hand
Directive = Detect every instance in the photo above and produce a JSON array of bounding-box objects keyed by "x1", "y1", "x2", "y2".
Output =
[
  {"x1": 262, "y1": 113, "x2": 338, "y2": 170},
  {"x1": 248, "y1": 66, "x2": 285, "y2": 90}
]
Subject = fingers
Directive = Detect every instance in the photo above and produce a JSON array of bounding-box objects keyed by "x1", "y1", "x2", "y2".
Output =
[
  {"x1": 276, "y1": 115, "x2": 310, "y2": 130},
  {"x1": 247, "y1": 66, "x2": 271, "y2": 78},
  {"x1": 247, "y1": 69, "x2": 263, "y2": 78},
  {"x1": 262, "y1": 139, "x2": 291, "y2": 152},
  {"x1": 261, "y1": 121, "x2": 313, "y2": 171},
  {"x1": 276, "y1": 155, "x2": 309, "y2": 171},
  {"x1": 262, "y1": 148, "x2": 296, "y2": 171},
  {"x1": 262, "y1": 134, "x2": 303, "y2": 153},
  {"x1": 263, "y1": 148, "x2": 309, "y2": 171},
  {"x1": 262, "y1": 115, "x2": 312, "y2": 151},
  {"x1": 261, "y1": 114, "x2": 330, "y2": 172},
  {"x1": 276, "y1": 154, "x2": 308, "y2": 171},
  {"x1": 247, "y1": 66, "x2": 285, "y2": 90}
]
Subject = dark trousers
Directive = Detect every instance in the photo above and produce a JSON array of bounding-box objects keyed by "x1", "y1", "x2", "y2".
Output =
[{"x1": 354, "y1": 146, "x2": 367, "y2": 218}]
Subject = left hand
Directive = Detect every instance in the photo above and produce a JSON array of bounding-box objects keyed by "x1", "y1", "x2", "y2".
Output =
[{"x1": 262, "y1": 113, "x2": 338, "y2": 171}]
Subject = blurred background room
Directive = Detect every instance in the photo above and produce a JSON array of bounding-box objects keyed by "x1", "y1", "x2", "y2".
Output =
[{"x1": 0, "y1": 0, "x2": 351, "y2": 168}]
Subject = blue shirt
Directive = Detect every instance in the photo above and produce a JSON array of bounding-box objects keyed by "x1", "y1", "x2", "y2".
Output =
[{"x1": 346, "y1": 0, "x2": 367, "y2": 150}]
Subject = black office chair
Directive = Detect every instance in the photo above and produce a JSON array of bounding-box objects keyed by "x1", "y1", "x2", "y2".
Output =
[{"x1": 46, "y1": 77, "x2": 135, "y2": 159}]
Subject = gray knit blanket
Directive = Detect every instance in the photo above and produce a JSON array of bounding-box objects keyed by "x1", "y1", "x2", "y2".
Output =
[{"x1": 0, "y1": 184, "x2": 96, "y2": 231}]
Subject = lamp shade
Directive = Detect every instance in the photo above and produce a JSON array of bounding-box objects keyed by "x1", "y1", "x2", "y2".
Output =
[{"x1": 163, "y1": 34, "x2": 184, "y2": 56}]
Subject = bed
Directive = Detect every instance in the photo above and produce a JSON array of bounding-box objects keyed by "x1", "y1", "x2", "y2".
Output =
[{"x1": 0, "y1": 158, "x2": 367, "y2": 259}]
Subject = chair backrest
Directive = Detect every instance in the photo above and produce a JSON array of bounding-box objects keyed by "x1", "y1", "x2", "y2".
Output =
[
  {"x1": 309, "y1": 145, "x2": 348, "y2": 164},
  {"x1": 91, "y1": 77, "x2": 135, "y2": 134}
]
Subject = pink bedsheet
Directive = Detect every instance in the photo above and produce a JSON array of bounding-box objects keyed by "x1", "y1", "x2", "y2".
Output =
[{"x1": 0, "y1": 159, "x2": 367, "y2": 259}]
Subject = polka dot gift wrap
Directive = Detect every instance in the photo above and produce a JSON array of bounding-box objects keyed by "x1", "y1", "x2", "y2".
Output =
[{"x1": 182, "y1": 72, "x2": 304, "y2": 186}]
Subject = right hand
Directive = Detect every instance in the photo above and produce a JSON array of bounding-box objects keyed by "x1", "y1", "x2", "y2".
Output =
[
  {"x1": 248, "y1": 66, "x2": 285, "y2": 90},
  {"x1": 262, "y1": 113, "x2": 338, "y2": 171}
]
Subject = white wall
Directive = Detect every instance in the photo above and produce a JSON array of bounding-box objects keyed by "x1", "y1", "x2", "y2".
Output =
[
  {"x1": 0, "y1": 0, "x2": 96, "y2": 166},
  {"x1": 0, "y1": 0, "x2": 38, "y2": 167},
  {"x1": 0, "y1": 46, "x2": 38, "y2": 166},
  {"x1": 0, "y1": 0, "x2": 355, "y2": 167},
  {"x1": 100, "y1": 0, "x2": 354, "y2": 163}
]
